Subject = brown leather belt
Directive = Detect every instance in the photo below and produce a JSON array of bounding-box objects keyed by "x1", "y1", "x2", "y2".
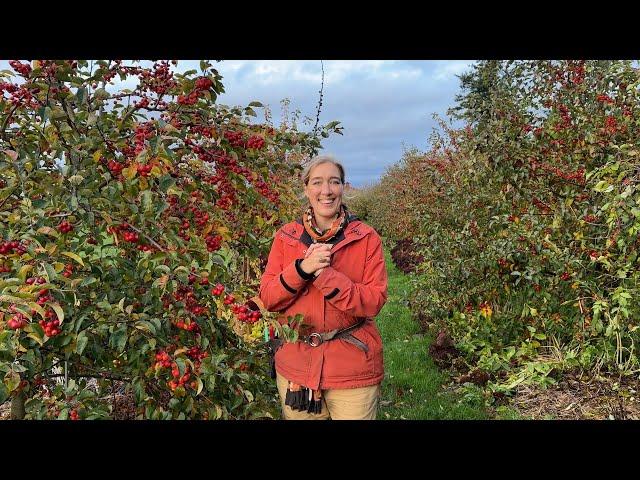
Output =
[{"x1": 300, "y1": 317, "x2": 369, "y2": 352}]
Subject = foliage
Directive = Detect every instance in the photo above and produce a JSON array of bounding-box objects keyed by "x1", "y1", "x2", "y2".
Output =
[
  {"x1": 0, "y1": 60, "x2": 341, "y2": 419},
  {"x1": 366, "y1": 60, "x2": 640, "y2": 391}
]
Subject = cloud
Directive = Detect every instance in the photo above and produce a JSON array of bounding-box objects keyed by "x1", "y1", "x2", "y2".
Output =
[{"x1": 0, "y1": 59, "x2": 474, "y2": 187}]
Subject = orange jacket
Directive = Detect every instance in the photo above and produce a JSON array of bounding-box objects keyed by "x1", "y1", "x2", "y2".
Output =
[{"x1": 259, "y1": 217, "x2": 388, "y2": 390}]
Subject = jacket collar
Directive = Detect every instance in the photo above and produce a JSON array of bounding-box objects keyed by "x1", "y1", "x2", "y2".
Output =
[{"x1": 281, "y1": 215, "x2": 373, "y2": 251}]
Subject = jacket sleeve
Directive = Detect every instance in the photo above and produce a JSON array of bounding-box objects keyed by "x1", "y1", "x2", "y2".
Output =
[
  {"x1": 259, "y1": 231, "x2": 312, "y2": 312},
  {"x1": 312, "y1": 232, "x2": 388, "y2": 318}
]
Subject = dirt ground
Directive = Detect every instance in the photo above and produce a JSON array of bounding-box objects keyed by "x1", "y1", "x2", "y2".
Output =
[{"x1": 504, "y1": 371, "x2": 640, "y2": 420}]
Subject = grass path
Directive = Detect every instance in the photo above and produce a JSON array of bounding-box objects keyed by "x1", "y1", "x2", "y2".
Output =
[{"x1": 376, "y1": 249, "x2": 489, "y2": 420}]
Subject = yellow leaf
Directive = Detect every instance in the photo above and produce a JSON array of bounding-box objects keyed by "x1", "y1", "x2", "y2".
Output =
[
  {"x1": 201, "y1": 223, "x2": 214, "y2": 237},
  {"x1": 139, "y1": 176, "x2": 149, "y2": 190},
  {"x1": 61, "y1": 251, "x2": 85, "y2": 267},
  {"x1": 18, "y1": 265, "x2": 34, "y2": 278},
  {"x1": 151, "y1": 166, "x2": 162, "y2": 177},
  {"x1": 216, "y1": 226, "x2": 231, "y2": 241},
  {"x1": 122, "y1": 166, "x2": 137, "y2": 180},
  {"x1": 93, "y1": 150, "x2": 102, "y2": 163},
  {"x1": 27, "y1": 302, "x2": 46, "y2": 319},
  {"x1": 51, "y1": 303, "x2": 64, "y2": 324},
  {"x1": 53, "y1": 262, "x2": 65, "y2": 273},
  {"x1": 37, "y1": 226, "x2": 60, "y2": 238}
]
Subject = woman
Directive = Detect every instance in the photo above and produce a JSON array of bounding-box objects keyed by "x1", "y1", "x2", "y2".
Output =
[{"x1": 259, "y1": 155, "x2": 388, "y2": 420}]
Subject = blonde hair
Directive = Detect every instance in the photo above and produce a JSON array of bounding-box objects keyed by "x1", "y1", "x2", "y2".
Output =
[
  {"x1": 302, "y1": 154, "x2": 345, "y2": 185},
  {"x1": 300, "y1": 154, "x2": 356, "y2": 206}
]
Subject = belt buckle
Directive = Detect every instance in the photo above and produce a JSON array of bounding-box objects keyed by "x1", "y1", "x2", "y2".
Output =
[{"x1": 307, "y1": 332, "x2": 323, "y2": 347}]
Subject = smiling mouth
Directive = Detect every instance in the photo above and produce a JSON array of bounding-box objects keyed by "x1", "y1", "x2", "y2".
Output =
[{"x1": 318, "y1": 199, "x2": 335, "y2": 205}]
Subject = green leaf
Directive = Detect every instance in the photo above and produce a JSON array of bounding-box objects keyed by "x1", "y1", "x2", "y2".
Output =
[
  {"x1": 5, "y1": 371, "x2": 21, "y2": 393},
  {"x1": 248, "y1": 101, "x2": 263, "y2": 108},
  {"x1": 43, "y1": 262, "x2": 57, "y2": 282},
  {"x1": 111, "y1": 325, "x2": 128, "y2": 353},
  {"x1": 76, "y1": 331, "x2": 88, "y2": 355},
  {"x1": 141, "y1": 190, "x2": 153, "y2": 212},
  {"x1": 0, "y1": 382, "x2": 8, "y2": 404},
  {"x1": 61, "y1": 251, "x2": 85, "y2": 267},
  {"x1": 24, "y1": 323, "x2": 44, "y2": 346},
  {"x1": 76, "y1": 87, "x2": 87, "y2": 105}
]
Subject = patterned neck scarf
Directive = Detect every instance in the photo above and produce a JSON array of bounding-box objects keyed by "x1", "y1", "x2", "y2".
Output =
[{"x1": 303, "y1": 204, "x2": 348, "y2": 243}]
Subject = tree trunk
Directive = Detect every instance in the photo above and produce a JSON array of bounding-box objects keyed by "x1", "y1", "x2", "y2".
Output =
[{"x1": 10, "y1": 391, "x2": 25, "y2": 420}]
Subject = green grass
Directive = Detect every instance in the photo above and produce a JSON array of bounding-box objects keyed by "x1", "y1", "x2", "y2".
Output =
[{"x1": 376, "y1": 248, "x2": 489, "y2": 420}]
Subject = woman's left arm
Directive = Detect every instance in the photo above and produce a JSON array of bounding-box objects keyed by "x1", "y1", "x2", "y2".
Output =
[{"x1": 312, "y1": 233, "x2": 388, "y2": 318}]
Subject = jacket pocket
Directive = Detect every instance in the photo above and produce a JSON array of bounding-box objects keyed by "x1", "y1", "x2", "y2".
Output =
[{"x1": 324, "y1": 302, "x2": 347, "y2": 331}]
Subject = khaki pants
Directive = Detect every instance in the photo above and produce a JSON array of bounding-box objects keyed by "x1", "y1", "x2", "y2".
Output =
[{"x1": 276, "y1": 372, "x2": 380, "y2": 420}]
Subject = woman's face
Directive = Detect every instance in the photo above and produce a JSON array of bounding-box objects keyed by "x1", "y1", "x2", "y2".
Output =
[{"x1": 304, "y1": 162, "x2": 344, "y2": 222}]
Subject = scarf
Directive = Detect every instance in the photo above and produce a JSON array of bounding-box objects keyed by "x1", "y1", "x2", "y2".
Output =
[{"x1": 302, "y1": 203, "x2": 348, "y2": 243}]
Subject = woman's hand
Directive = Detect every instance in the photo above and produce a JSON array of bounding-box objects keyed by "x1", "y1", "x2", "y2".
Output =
[{"x1": 300, "y1": 243, "x2": 332, "y2": 275}]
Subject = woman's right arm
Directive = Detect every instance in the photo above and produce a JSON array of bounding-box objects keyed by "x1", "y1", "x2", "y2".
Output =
[{"x1": 259, "y1": 232, "x2": 313, "y2": 312}]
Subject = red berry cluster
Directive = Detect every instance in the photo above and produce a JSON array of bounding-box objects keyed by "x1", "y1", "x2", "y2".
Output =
[
  {"x1": 186, "y1": 346, "x2": 208, "y2": 362},
  {"x1": 107, "y1": 159, "x2": 125, "y2": 176},
  {"x1": 137, "y1": 244, "x2": 153, "y2": 252},
  {"x1": 0, "y1": 240, "x2": 26, "y2": 255},
  {"x1": 39, "y1": 308, "x2": 61, "y2": 337},
  {"x1": 596, "y1": 94, "x2": 614, "y2": 104},
  {"x1": 588, "y1": 250, "x2": 599, "y2": 260},
  {"x1": 69, "y1": 409, "x2": 79, "y2": 420},
  {"x1": 223, "y1": 294, "x2": 235, "y2": 305},
  {"x1": 133, "y1": 122, "x2": 155, "y2": 156},
  {"x1": 137, "y1": 163, "x2": 153, "y2": 177},
  {"x1": 135, "y1": 96, "x2": 150, "y2": 109},
  {"x1": 35, "y1": 285, "x2": 53, "y2": 306},
  {"x1": 155, "y1": 351, "x2": 172, "y2": 368},
  {"x1": 187, "y1": 272, "x2": 209, "y2": 286},
  {"x1": 583, "y1": 214, "x2": 598, "y2": 223},
  {"x1": 118, "y1": 223, "x2": 140, "y2": 243},
  {"x1": 254, "y1": 178, "x2": 280, "y2": 204},
  {"x1": 195, "y1": 77, "x2": 213, "y2": 90},
  {"x1": 604, "y1": 115, "x2": 618, "y2": 135},
  {"x1": 168, "y1": 366, "x2": 193, "y2": 391},
  {"x1": 192, "y1": 208, "x2": 209, "y2": 228},
  {"x1": 224, "y1": 130, "x2": 245, "y2": 148},
  {"x1": 155, "y1": 342, "x2": 208, "y2": 392},
  {"x1": 174, "y1": 319, "x2": 201, "y2": 333},
  {"x1": 560, "y1": 272, "x2": 571, "y2": 281},
  {"x1": 173, "y1": 284, "x2": 208, "y2": 316},
  {"x1": 205, "y1": 234, "x2": 222, "y2": 252},
  {"x1": 211, "y1": 283, "x2": 225, "y2": 296},
  {"x1": 9, "y1": 60, "x2": 32, "y2": 77},
  {"x1": 7, "y1": 310, "x2": 27, "y2": 330},
  {"x1": 57, "y1": 220, "x2": 74, "y2": 234},
  {"x1": 231, "y1": 303, "x2": 261, "y2": 324},
  {"x1": 246, "y1": 135, "x2": 265, "y2": 150},
  {"x1": 0, "y1": 264, "x2": 11, "y2": 273},
  {"x1": 134, "y1": 61, "x2": 177, "y2": 96},
  {"x1": 62, "y1": 263, "x2": 73, "y2": 278},
  {"x1": 177, "y1": 91, "x2": 200, "y2": 105}
]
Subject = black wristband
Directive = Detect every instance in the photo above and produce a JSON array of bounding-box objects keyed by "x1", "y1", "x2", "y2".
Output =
[{"x1": 295, "y1": 258, "x2": 315, "y2": 281}]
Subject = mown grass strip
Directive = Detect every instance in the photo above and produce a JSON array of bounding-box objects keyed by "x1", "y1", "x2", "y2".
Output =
[{"x1": 376, "y1": 248, "x2": 489, "y2": 420}]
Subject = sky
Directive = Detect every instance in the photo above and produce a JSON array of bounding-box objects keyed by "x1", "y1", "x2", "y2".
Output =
[
  {"x1": 212, "y1": 60, "x2": 474, "y2": 187},
  {"x1": 0, "y1": 60, "x2": 475, "y2": 187}
]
